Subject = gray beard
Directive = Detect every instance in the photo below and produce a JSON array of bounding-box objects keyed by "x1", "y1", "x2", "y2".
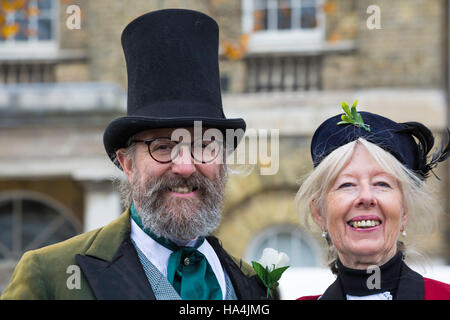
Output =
[{"x1": 131, "y1": 168, "x2": 227, "y2": 242}]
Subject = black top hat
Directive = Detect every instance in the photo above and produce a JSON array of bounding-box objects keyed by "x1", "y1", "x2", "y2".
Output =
[
  {"x1": 103, "y1": 9, "x2": 246, "y2": 167},
  {"x1": 311, "y1": 110, "x2": 449, "y2": 180}
]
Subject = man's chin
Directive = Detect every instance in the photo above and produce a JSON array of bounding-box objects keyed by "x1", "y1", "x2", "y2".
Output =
[{"x1": 162, "y1": 195, "x2": 201, "y2": 213}]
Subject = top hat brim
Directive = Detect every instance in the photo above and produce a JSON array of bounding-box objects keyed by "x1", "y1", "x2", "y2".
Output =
[{"x1": 103, "y1": 115, "x2": 246, "y2": 168}]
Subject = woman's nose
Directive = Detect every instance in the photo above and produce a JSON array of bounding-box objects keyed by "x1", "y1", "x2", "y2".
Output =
[{"x1": 355, "y1": 184, "x2": 377, "y2": 208}]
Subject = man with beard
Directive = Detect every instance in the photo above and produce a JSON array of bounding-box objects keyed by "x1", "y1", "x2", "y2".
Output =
[{"x1": 1, "y1": 9, "x2": 269, "y2": 300}]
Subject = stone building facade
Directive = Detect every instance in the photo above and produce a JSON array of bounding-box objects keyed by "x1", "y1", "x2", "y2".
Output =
[{"x1": 0, "y1": 0, "x2": 448, "y2": 292}]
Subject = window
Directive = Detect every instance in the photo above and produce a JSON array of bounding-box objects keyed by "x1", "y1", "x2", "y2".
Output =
[
  {"x1": 0, "y1": 191, "x2": 80, "y2": 261},
  {"x1": 243, "y1": 0, "x2": 325, "y2": 53},
  {"x1": 0, "y1": 0, "x2": 58, "y2": 49},
  {"x1": 245, "y1": 224, "x2": 321, "y2": 267},
  {"x1": 252, "y1": 0, "x2": 319, "y2": 32}
]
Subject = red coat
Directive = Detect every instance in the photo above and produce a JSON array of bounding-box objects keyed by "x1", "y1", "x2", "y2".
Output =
[
  {"x1": 423, "y1": 278, "x2": 450, "y2": 300},
  {"x1": 298, "y1": 277, "x2": 450, "y2": 300}
]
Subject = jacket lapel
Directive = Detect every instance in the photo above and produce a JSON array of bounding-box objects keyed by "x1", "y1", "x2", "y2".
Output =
[
  {"x1": 395, "y1": 261, "x2": 424, "y2": 300},
  {"x1": 319, "y1": 277, "x2": 345, "y2": 300},
  {"x1": 207, "y1": 236, "x2": 269, "y2": 300},
  {"x1": 76, "y1": 238, "x2": 156, "y2": 300},
  {"x1": 75, "y1": 210, "x2": 156, "y2": 300}
]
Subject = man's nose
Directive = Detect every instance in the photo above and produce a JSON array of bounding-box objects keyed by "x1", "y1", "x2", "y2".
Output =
[
  {"x1": 355, "y1": 184, "x2": 377, "y2": 209},
  {"x1": 171, "y1": 145, "x2": 196, "y2": 178}
]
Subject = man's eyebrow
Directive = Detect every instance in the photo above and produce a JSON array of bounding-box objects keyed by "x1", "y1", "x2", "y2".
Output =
[{"x1": 136, "y1": 135, "x2": 172, "y2": 140}]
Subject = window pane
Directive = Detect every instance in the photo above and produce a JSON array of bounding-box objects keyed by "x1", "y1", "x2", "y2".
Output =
[
  {"x1": 37, "y1": 0, "x2": 52, "y2": 10},
  {"x1": 0, "y1": 196, "x2": 78, "y2": 261},
  {"x1": 255, "y1": 238, "x2": 270, "y2": 262},
  {"x1": 276, "y1": 232, "x2": 293, "y2": 254},
  {"x1": 300, "y1": 6, "x2": 317, "y2": 29},
  {"x1": 248, "y1": 226, "x2": 318, "y2": 267},
  {"x1": 296, "y1": 238, "x2": 316, "y2": 265},
  {"x1": 14, "y1": 10, "x2": 26, "y2": 20},
  {"x1": 253, "y1": 0, "x2": 268, "y2": 31},
  {"x1": 0, "y1": 202, "x2": 13, "y2": 253},
  {"x1": 39, "y1": 221, "x2": 77, "y2": 248},
  {"x1": 220, "y1": 75, "x2": 230, "y2": 93},
  {"x1": 14, "y1": 19, "x2": 29, "y2": 41},
  {"x1": 278, "y1": 0, "x2": 291, "y2": 30},
  {"x1": 21, "y1": 199, "x2": 58, "y2": 249},
  {"x1": 38, "y1": 19, "x2": 52, "y2": 40}
]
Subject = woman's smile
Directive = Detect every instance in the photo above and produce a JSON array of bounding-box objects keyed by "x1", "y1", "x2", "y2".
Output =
[{"x1": 347, "y1": 215, "x2": 382, "y2": 231}]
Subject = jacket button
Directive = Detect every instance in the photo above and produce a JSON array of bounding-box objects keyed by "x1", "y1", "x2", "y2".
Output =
[{"x1": 184, "y1": 257, "x2": 190, "y2": 266}]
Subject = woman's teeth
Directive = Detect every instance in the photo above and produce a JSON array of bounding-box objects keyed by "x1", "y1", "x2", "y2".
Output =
[{"x1": 349, "y1": 220, "x2": 381, "y2": 228}]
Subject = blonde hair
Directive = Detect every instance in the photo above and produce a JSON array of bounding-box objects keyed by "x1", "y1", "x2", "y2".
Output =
[{"x1": 295, "y1": 138, "x2": 436, "y2": 273}]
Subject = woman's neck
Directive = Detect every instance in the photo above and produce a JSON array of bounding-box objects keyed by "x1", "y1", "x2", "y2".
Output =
[{"x1": 337, "y1": 246, "x2": 398, "y2": 270}]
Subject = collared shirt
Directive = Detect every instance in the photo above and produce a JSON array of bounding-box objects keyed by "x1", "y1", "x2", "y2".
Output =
[
  {"x1": 346, "y1": 292, "x2": 393, "y2": 300},
  {"x1": 130, "y1": 217, "x2": 227, "y2": 299}
]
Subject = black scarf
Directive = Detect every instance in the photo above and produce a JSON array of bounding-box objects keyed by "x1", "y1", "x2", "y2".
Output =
[
  {"x1": 337, "y1": 252, "x2": 403, "y2": 298},
  {"x1": 320, "y1": 252, "x2": 425, "y2": 300}
]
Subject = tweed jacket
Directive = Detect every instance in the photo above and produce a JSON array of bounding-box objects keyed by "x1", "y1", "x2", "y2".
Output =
[{"x1": 1, "y1": 209, "x2": 268, "y2": 300}]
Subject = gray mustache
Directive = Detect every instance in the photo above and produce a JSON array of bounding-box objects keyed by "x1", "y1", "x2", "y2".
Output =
[{"x1": 145, "y1": 172, "x2": 217, "y2": 195}]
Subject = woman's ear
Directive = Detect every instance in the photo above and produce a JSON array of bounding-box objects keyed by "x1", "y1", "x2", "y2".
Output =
[
  {"x1": 311, "y1": 199, "x2": 326, "y2": 230},
  {"x1": 401, "y1": 207, "x2": 408, "y2": 230}
]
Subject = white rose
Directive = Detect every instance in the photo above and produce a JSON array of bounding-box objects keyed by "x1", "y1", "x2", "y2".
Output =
[{"x1": 258, "y1": 248, "x2": 290, "y2": 270}]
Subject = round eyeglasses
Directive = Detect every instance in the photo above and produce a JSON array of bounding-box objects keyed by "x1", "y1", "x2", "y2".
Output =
[{"x1": 132, "y1": 137, "x2": 224, "y2": 164}]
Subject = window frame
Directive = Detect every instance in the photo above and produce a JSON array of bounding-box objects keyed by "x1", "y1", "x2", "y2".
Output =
[
  {"x1": 244, "y1": 224, "x2": 322, "y2": 267},
  {"x1": 242, "y1": 0, "x2": 326, "y2": 54},
  {"x1": 0, "y1": 0, "x2": 59, "y2": 57},
  {"x1": 0, "y1": 190, "x2": 81, "y2": 261}
]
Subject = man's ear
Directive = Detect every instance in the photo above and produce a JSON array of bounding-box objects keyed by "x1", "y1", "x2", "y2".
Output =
[
  {"x1": 116, "y1": 149, "x2": 134, "y2": 183},
  {"x1": 311, "y1": 199, "x2": 326, "y2": 231}
]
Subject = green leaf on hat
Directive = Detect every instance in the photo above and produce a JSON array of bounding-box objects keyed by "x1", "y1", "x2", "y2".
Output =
[
  {"x1": 337, "y1": 100, "x2": 370, "y2": 132},
  {"x1": 341, "y1": 101, "x2": 351, "y2": 116}
]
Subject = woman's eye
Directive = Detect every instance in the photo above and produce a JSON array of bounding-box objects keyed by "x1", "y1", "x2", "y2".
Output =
[
  {"x1": 338, "y1": 183, "x2": 353, "y2": 189},
  {"x1": 375, "y1": 181, "x2": 391, "y2": 188}
]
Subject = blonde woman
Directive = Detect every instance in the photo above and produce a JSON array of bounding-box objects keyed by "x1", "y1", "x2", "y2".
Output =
[{"x1": 296, "y1": 107, "x2": 450, "y2": 300}]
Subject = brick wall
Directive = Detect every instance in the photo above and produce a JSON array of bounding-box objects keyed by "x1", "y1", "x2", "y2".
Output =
[{"x1": 355, "y1": 0, "x2": 444, "y2": 88}]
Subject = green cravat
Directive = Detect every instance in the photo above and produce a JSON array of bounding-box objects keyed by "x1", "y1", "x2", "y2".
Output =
[{"x1": 130, "y1": 203, "x2": 222, "y2": 300}]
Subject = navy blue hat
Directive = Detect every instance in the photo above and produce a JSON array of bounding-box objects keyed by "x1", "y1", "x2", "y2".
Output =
[
  {"x1": 103, "y1": 9, "x2": 246, "y2": 167},
  {"x1": 311, "y1": 110, "x2": 449, "y2": 180}
]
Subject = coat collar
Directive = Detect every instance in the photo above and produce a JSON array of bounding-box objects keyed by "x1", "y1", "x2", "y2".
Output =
[
  {"x1": 320, "y1": 260, "x2": 424, "y2": 300},
  {"x1": 83, "y1": 209, "x2": 131, "y2": 261},
  {"x1": 395, "y1": 262, "x2": 425, "y2": 300}
]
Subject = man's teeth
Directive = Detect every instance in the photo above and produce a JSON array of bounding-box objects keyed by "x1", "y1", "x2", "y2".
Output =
[
  {"x1": 349, "y1": 220, "x2": 381, "y2": 228},
  {"x1": 170, "y1": 186, "x2": 195, "y2": 194}
]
